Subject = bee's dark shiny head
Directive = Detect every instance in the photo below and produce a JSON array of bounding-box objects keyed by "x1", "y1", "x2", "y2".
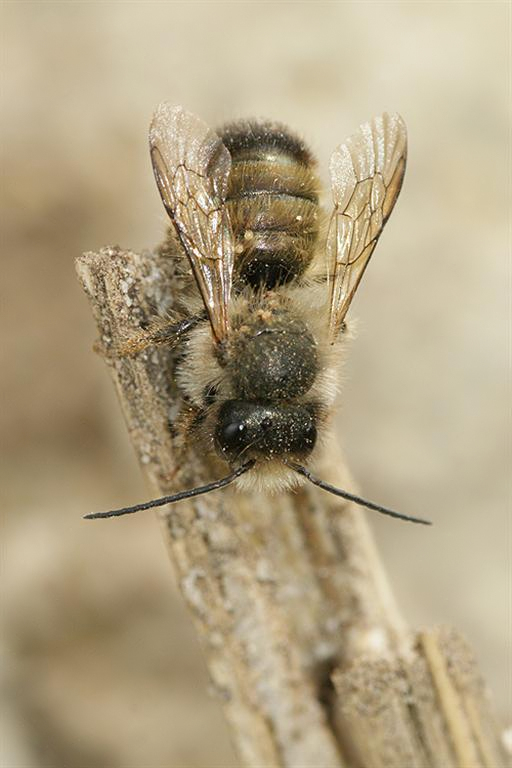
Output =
[{"x1": 214, "y1": 400, "x2": 317, "y2": 462}]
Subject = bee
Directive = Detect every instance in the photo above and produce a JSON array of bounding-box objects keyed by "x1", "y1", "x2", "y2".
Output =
[{"x1": 86, "y1": 104, "x2": 429, "y2": 526}]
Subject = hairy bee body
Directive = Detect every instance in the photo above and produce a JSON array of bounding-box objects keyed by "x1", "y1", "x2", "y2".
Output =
[
  {"x1": 148, "y1": 105, "x2": 406, "y2": 495},
  {"x1": 159, "y1": 120, "x2": 337, "y2": 490},
  {"x1": 87, "y1": 106, "x2": 427, "y2": 524}
]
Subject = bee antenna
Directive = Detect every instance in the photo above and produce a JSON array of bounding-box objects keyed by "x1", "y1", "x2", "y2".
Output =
[
  {"x1": 84, "y1": 460, "x2": 256, "y2": 520},
  {"x1": 286, "y1": 462, "x2": 432, "y2": 526}
]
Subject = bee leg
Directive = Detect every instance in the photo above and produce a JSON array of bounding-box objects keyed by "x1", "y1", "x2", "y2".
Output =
[{"x1": 115, "y1": 315, "x2": 203, "y2": 358}]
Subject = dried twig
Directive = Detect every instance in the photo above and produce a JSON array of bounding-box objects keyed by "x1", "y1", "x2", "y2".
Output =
[{"x1": 76, "y1": 245, "x2": 506, "y2": 768}]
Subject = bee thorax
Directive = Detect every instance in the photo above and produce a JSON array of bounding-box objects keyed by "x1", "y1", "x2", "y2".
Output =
[{"x1": 228, "y1": 312, "x2": 317, "y2": 401}]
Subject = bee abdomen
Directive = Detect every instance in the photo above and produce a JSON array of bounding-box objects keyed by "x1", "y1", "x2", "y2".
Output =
[
  {"x1": 220, "y1": 119, "x2": 314, "y2": 167},
  {"x1": 219, "y1": 120, "x2": 321, "y2": 288},
  {"x1": 226, "y1": 160, "x2": 318, "y2": 202}
]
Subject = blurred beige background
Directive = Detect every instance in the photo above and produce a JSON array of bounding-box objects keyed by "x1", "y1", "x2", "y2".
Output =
[{"x1": 1, "y1": 2, "x2": 509, "y2": 766}]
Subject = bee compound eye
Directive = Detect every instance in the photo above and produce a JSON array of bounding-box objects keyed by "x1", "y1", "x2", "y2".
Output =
[
  {"x1": 218, "y1": 420, "x2": 247, "y2": 453},
  {"x1": 215, "y1": 401, "x2": 255, "y2": 459}
]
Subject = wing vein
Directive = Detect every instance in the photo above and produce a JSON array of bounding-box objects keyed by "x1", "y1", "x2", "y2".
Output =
[{"x1": 327, "y1": 113, "x2": 407, "y2": 339}]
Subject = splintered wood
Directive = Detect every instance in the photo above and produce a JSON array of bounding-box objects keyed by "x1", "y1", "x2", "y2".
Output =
[{"x1": 76, "y1": 245, "x2": 506, "y2": 768}]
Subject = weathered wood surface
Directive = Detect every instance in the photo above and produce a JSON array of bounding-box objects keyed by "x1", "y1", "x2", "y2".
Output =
[
  {"x1": 76, "y1": 245, "x2": 507, "y2": 768},
  {"x1": 333, "y1": 627, "x2": 507, "y2": 768}
]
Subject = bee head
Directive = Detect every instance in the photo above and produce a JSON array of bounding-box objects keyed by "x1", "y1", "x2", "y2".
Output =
[{"x1": 214, "y1": 400, "x2": 317, "y2": 463}]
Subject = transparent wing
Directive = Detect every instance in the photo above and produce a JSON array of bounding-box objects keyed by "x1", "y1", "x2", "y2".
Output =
[
  {"x1": 149, "y1": 103, "x2": 234, "y2": 344},
  {"x1": 326, "y1": 113, "x2": 407, "y2": 339}
]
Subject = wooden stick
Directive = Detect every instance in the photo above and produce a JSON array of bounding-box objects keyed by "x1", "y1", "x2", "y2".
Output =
[
  {"x1": 332, "y1": 627, "x2": 507, "y2": 768},
  {"x1": 76, "y1": 245, "x2": 506, "y2": 767}
]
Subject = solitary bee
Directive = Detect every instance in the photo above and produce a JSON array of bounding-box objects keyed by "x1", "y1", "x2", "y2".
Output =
[{"x1": 86, "y1": 104, "x2": 429, "y2": 525}]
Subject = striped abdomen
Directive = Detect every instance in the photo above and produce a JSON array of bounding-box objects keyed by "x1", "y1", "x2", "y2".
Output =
[{"x1": 219, "y1": 120, "x2": 321, "y2": 289}]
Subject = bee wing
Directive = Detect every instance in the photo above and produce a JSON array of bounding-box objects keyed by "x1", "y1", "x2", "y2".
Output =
[
  {"x1": 149, "y1": 103, "x2": 234, "y2": 344},
  {"x1": 326, "y1": 113, "x2": 407, "y2": 339}
]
